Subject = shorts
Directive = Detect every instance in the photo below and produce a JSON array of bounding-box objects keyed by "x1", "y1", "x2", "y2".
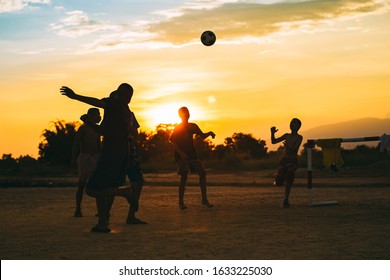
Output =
[
  {"x1": 176, "y1": 159, "x2": 205, "y2": 175},
  {"x1": 77, "y1": 154, "x2": 99, "y2": 182},
  {"x1": 274, "y1": 157, "x2": 298, "y2": 186},
  {"x1": 86, "y1": 151, "x2": 128, "y2": 191}
]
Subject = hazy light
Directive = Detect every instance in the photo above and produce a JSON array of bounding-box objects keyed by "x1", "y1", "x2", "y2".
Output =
[
  {"x1": 208, "y1": 95, "x2": 216, "y2": 103},
  {"x1": 143, "y1": 103, "x2": 203, "y2": 128}
]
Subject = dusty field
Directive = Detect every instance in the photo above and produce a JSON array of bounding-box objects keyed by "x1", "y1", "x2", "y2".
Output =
[{"x1": 0, "y1": 172, "x2": 389, "y2": 260}]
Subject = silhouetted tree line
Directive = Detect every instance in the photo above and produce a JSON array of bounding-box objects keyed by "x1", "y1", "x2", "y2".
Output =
[{"x1": 0, "y1": 120, "x2": 389, "y2": 176}]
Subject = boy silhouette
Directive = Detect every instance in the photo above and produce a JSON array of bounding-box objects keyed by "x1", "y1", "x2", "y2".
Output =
[
  {"x1": 271, "y1": 118, "x2": 303, "y2": 208},
  {"x1": 169, "y1": 106, "x2": 215, "y2": 210},
  {"x1": 61, "y1": 83, "x2": 135, "y2": 233},
  {"x1": 71, "y1": 108, "x2": 101, "y2": 217},
  {"x1": 80, "y1": 91, "x2": 146, "y2": 224}
]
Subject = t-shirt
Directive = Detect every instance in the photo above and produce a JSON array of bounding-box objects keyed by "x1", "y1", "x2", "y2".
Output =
[
  {"x1": 169, "y1": 122, "x2": 201, "y2": 161},
  {"x1": 99, "y1": 97, "x2": 130, "y2": 155}
]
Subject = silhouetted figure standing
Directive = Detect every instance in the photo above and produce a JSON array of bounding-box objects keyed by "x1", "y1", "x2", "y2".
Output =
[
  {"x1": 61, "y1": 83, "x2": 135, "y2": 233},
  {"x1": 169, "y1": 106, "x2": 215, "y2": 210},
  {"x1": 271, "y1": 118, "x2": 303, "y2": 208},
  {"x1": 80, "y1": 91, "x2": 146, "y2": 224},
  {"x1": 71, "y1": 108, "x2": 101, "y2": 217}
]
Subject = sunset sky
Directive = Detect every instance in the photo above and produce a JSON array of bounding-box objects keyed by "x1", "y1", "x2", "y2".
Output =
[{"x1": 1, "y1": 0, "x2": 390, "y2": 158}]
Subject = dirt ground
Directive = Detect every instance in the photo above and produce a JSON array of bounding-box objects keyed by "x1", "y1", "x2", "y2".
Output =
[{"x1": 1, "y1": 172, "x2": 389, "y2": 260}]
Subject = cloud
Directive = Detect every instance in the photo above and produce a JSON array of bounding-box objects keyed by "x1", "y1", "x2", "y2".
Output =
[
  {"x1": 147, "y1": 0, "x2": 390, "y2": 44},
  {"x1": 0, "y1": 0, "x2": 50, "y2": 13},
  {"x1": 49, "y1": 10, "x2": 122, "y2": 37},
  {"x1": 46, "y1": 0, "x2": 390, "y2": 52}
]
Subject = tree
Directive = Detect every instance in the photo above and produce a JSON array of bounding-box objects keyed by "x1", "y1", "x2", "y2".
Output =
[
  {"x1": 146, "y1": 124, "x2": 175, "y2": 160},
  {"x1": 224, "y1": 137, "x2": 236, "y2": 152},
  {"x1": 230, "y1": 132, "x2": 268, "y2": 158},
  {"x1": 38, "y1": 120, "x2": 79, "y2": 165},
  {"x1": 193, "y1": 136, "x2": 214, "y2": 160},
  {"x1": 213, "y1": 144, "x2": 230, "y2": 160},
  {"x1": 0, "y1": 154, "x2": 18, "y2": 170},
  {"x1": 134, "y1": 131, "x2": 151, "y2": 162},
  {"x1": 17, "y1": 155, "x2": 38, "y2": 167}
]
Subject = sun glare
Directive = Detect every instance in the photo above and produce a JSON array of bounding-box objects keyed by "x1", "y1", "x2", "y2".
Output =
[{"x1": 145, "y1": 103, "x2": 203, "y2": 128}]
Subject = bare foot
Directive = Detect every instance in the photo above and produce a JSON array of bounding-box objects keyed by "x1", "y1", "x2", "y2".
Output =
[
  {"x1": 74, "y1": 210, "x2": 83, "y2": 217},
  {"x1": 202, "y1": 201, "x2": 214, "y2": 208},
  {"x1": 90, "y1": 225, "x2": 111, "y2": 233}
]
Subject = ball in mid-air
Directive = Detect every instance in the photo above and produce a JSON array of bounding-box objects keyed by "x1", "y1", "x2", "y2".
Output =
[{"x1": 201, "y1": 30, "x2": 216, "y2": 46}]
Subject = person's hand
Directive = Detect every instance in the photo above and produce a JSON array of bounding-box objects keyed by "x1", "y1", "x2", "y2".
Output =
[
  {"x1": 209, "y1": 132, "x2": 216, "y2": 139},
  {"x1": 271, "y1": 126, "x2": 278, "y2": 133},
  {"x1": 60, "y1": 86, "x2": 77, "y2": 99}
]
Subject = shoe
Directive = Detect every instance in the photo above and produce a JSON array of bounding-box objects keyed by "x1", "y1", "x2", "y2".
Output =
[{"x1": 283, "y1": 200, "x2": 290, "y2": 208}]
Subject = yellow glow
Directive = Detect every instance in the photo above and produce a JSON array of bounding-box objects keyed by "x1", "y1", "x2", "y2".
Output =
[
  {"x1": 1, "y1": 4, "x2": 390, "y2": 158},
  {"x1": 143, "y1": 103, "x2": 203, "y2": 128}
]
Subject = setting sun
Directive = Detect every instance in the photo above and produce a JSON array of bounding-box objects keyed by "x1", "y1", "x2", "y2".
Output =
[
  {"x1": 1, "y1": 0, "x2": 390, "y2": 158},
  {"x1": 143, "y1": 103, "x2": 203, "y2": 128}
]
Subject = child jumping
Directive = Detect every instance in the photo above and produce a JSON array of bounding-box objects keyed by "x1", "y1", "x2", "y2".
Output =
[
  {"x1": 271, "y1": 118, "x2": 303, "y2": 208},
  {"x1": 169, "y1": 106, "x2": 215, "y2": 210}
]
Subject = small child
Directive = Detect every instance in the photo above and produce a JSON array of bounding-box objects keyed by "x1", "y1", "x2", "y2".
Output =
[
  {"x1": 169, "y1": 106, "x2": 215, "y2": 210},
  {"x1": 61, "y1": 83, "x2": 135, "y2": 233},
  {"x1": 71, "y1": 108, "x2": 101, "y2": 217},
  {"x1": 271, "y1": 118, "x2": 303, "y2": 208}
]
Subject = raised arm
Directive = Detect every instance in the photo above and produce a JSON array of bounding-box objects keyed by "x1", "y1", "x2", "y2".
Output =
[
  {"x1": 60, "y1": 86, "x2": 107, "y2": 108},
  {"x1": 193, "y1": 124, "x2": 215, "y2": 140},
  {"x1": 271, "y1": 126, "x2": 286, "y2": 144}
]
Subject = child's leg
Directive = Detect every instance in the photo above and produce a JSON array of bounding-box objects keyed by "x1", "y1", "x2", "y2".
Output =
[
  {"x1": 193, "y1": 162, "x2": 213, "y2": 207},
  {"x1": 105, "y1": 196, "x2": 115, "y2": 223},
  {"x1": 283, "y1": 166, "x2": 296, "y2": 207},
  {"x1": 274, "y1": 165, "x2": 286, "y2": 186},
  {"x1": 199, "y1": 170, "x2": 211, "y2": 205},
  {"x1": 283, "y1": 184, "x2": 292, "y2": 207},
  {"x1": 74, "y1": 180, "x2": 86, "y2": 217},
  {"x1": 86, "y1": 186, "x2": 133, "y2": 203},
  {"x1": 126, "y1": 180, "x2": 147, "y2": 224},
  {"x1": 92, "y1": 196, "x2": 111, "y2": 232},
  {"x1": 179, "y1": 173, "x2": 188, "y2": 210}
]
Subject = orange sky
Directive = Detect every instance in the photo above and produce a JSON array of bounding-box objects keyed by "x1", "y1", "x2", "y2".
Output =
[{"x1": 1, "y1": 0, "x2": 390, "y2": 158}]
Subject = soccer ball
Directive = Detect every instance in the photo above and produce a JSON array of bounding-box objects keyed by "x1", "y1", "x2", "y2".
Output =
[{"x1": 201, "y1": 30, "x2": 216, "y2": 46}]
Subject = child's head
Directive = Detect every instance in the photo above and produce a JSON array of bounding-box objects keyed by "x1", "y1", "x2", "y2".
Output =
[
  {"x1": 290, "y1": 118, "x2": 301, "y2": 132},
  {"x1": 87, "y1": 108, "x2": 101, "y2": 124},
  {"x1": 178, "y1": 107, "x2": 190, "y2": 122},
  {"x1": 115, "y1": 83, "x2": 133, "y2": 104}
]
